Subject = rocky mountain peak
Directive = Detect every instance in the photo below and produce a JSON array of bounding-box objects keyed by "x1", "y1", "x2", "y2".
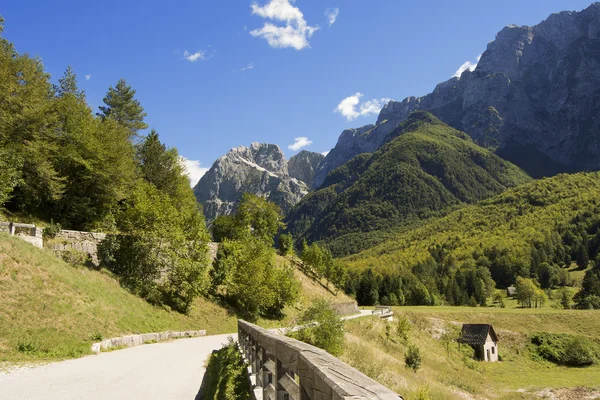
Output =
[
  {"x1": 288, "y1": 150, "x2": 325, "y2": 188},
  {"x1": 316, "y1": 2, "x2": 600, "y2": 182},
  {"x1": 194, "y1": 143, "x2": 322, "y2": 223}
]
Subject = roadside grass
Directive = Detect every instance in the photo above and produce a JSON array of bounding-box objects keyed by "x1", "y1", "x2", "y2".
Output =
[
  {"x1": 0, "y1": 234, "x2": 238, "y2": 363},
  {"x1": 342, "y1": 312, "x2": 600, "y2": 400},
  {"x1": 199, "y1": 338, "x2": 250, "y2": 400},
  {"x1": 0, "y1": 234, "x2": 350, "y2": 363}
]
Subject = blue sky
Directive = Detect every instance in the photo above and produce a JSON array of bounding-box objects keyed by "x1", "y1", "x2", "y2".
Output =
[{"x1": 1, "y1": 0, "x2": 592, "y2": 185}]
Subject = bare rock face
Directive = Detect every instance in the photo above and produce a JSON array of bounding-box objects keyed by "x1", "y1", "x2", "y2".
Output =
[
  {"x1": 194, "y1": 143, "x2": 309, "y2": 223},
  {"x1": 288, "y1": 150, "x2": 325, "y2": 188},
  {"x1": 317, "y1": 3, "x2": 600, "y2": 180}
]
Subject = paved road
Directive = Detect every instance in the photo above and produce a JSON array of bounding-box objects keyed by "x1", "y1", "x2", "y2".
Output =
[
  {"x1": 0, "y1": 311, "x2": 373, "y2": 400},
  {"x1": 0, "y1": 333, "x2": 236, "y2": 400}
]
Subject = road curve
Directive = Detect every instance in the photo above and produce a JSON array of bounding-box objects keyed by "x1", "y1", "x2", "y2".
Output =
[
  {"x1": 0, "y1": 311, "x2": 372, "y2": 400},
  {"x1": 0, "y1": 333, "x2": 236, "y2": 400}
]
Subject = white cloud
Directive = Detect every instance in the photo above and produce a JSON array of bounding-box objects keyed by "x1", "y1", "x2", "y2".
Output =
[
  {"x1": 85, "y1": 74, "x2": 92, "y2": 81},
  {"x1": 334, "y1": 92, "x2": 391, "y2": 121},
  {"x1": 453, "y1": 54, "x2": 482, "y2": 78},
  {"x1": 325, "y1": 8, "x2": 339, "y2": 26},
  {"x1": 250, "y1": 0, "x2": 319, "y2": 50},
  {"x1": 180, "y1": 156, "x2": 209, "y2": 187},
  {"x1": 183, "y1": 50, "x2": 206, "y2": 62},
  {"x1": 288, "y1": 137, "x2": 312, "y2": 151},
  {"x1": 321, "y1": 150, "x2": 330, "y2": 156},
  {"x1": 241, "y1": 63, "x2": 255, "y2": 71}
]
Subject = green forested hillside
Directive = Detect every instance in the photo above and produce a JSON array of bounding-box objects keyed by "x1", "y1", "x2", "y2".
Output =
[
  {"x1": 285, "y1": 112, "x2": 531, "y2": 257},
  {"x1": 343, "y1": 172, "x2": 600, "y2": 308}
]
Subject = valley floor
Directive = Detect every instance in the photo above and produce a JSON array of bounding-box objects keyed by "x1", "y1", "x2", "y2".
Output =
[{"x1": 343, "y1": 306, "x2": 600, "y2": 400}]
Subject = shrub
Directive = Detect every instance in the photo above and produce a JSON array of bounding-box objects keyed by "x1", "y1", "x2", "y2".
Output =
[
  {"x1": 61, "y1": 248, "x2": 90, "y2": 267},
  {"x1": 91, "y1": 332, "x2": 103, "y2": 341},
  {"x1": 405, "y1": 343, "x2": 422, "y2": 372},
  {"x1": 530, "y1": 332, "x2": 599, "y2": 366},
  {"x1": 293, "y1": 298, "x2": 345, "y2": 356},
  {"x1": 42, "y1": 219, "x2": 61, "y2": 239},
  {"x1": 17, "y1": 340, "x2": 39, "y2": 354},
  {"x1": 201, "y1": 337, "x2": 250, "y2": 400},
  {"x1": 396, "y1": 315, "x2": 411, "y2": 343},
  {"x1": 278, "y1": 233, "x2": 294, "y2": 255}
]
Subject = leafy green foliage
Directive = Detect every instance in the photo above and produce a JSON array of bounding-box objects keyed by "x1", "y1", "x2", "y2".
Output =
[
  {"x1": 212, "y1": 193, "x2": 284, "y2": 246},
  {"x1": 200, "y1": 337, "x2": 250, "y2": 400},
  {"x1": 530, "y1": 332, "x2": 600, "y2": 366},
  {"x1": 293, "y1": 298, "x2": 345, "y2": 356},
  {"x1": 285, "y1": 112, "x2": 531, "y2": 257},
  {"x1": 100, "y1": 180, "x2": 210, "y2": 313},
  {"x1": 405, "y1": 343, "x2": 422, "y2": 372},
  {"x1": 42, "y1": 219, "x2": 61, "y2": 239},
  {"x1": 211, "y1": 235, "x2": 299, "y2": 320},
  {"x1": 278, "y1": 232, "x2": 294, "y2": 255},
  {"x1": 0, "y1": 32, "x2": 138, "y2": 230},
  {"x1": 396, "y1": 314, "x2": 411, "y2": 343}
]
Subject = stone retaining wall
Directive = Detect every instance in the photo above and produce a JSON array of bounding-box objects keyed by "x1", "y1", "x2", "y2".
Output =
[
  {"x1": 51, "y1": 230, "x2": 106, "y2": 266},
  {"x1": 91, "y1": 329, "x2": 206, "y2": 353},
  {"x1": 331, "y1": 301, "x2": 360, "y2": 316},
  {"x1": 0, "y1": 222, "x2": 43, "y2": 248}
]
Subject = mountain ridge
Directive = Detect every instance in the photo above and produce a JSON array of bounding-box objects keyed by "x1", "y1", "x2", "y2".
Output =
[{"x1": 315, "y1": 2, "x2": 600, "y2": 184}]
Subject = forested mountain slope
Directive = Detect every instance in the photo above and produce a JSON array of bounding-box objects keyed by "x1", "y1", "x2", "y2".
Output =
[
  {"x1": 285, "y1": 112, "x2": 531, "y2": 256},
  {"x1": 342, "y1": 172, "x2": 600, "y2": 307}
]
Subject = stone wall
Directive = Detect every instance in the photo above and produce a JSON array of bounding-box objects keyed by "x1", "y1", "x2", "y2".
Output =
[
  {"x1": 91, "y1": 329, "x2": 206, "y2": 353},
  {"x1": 331, "y1": 301, "x2": 360, "y2": 316},
  {"x1": 0, "y1": 222, "x2": 43, "y2": 248},
  {"x1": 51, "y1": 230, "x2": 106, "y2": 266}
]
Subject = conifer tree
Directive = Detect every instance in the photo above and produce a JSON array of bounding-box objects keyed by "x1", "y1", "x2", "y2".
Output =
[
  {"x1": 98, "y1": 78, "x2": 148, "y2": 137},
  {"x1": 55, "y1": 66, "x2": 84, "y2": 100}
]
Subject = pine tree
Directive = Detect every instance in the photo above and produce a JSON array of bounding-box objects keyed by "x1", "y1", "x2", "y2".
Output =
[
  {"x1": 98, "y1": 78, "x2": 148, "y2": 137},
  {"x1": 55, "y1": 66, "x2": 84, "y2": 100}
]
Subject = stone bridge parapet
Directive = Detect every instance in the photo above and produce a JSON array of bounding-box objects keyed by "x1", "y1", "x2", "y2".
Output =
[{"x1": 238, "y1": 320, "x2": 402, "y2": 400}]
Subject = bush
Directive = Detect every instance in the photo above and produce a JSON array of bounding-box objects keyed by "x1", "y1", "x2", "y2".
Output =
[
  {"x1": 278, "y1": 233, "x2": 294, "y2": 255},
  {"x1": 60, "y1": 248, "x2": 90, "y2": 267},
  {"x1": 293, "y1": 298, "x2": 345, "y2": 356},
  {"x1": 42, "y1": 219, "x2": 61, "y2": 239},
  {"x1": 17, "y1": 340, "x2": 39, "y2": 354},
  {"x1": 396, "y1": 315, "x2": 411, "y2": 343},
  {"x1": 200, "y1": 337, "x2": 250, "y2": 400},
  {"x1": 405, "y1": 343, "x2": 422, "y2": 372},
  {"x1": 91, "y1": 332, "x2": 103, "y2": 341},
  {"x1": 530, "y1": 332, "x2": 599, "y2": 366}
]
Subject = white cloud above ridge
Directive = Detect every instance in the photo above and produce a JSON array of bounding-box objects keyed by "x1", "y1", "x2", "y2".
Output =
[
  {"x1": 183, "y1": 50, "x2": 206, "y2": 62},
  {"x1": 325, "y1": 8, "x2": 339, "y2": 26},
  {"x1": 250, "y1": 0, "x2": 319, "y2": 50},
  {"x1": 241, "y1": 63, "x2": 255, "y2": 71},
  {"x1": 334, "y1": 93, "x2": 392, "y2": 121},
  {"x1": 453, "y1": 54, "x2": 482, "y2": 78},
  {"x1": 321, "y1": 150, "x2": 330, "y2": 156},
  {"x1": 288, "y1": 137, "x2": 312, "y2": 151},
  {"x1": 180, "y1": 156, "x2": 209, "y2": 187}
]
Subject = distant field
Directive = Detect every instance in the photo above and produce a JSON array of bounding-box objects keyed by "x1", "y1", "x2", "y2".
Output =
[
  {"x1": 392, "y1": 305, "x2": 600, "y2": 338},
  {"x1": 343, "y1": 307, "x2": 600, "y2": 400}
]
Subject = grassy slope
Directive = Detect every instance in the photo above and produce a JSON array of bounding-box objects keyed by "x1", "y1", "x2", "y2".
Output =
[
  {"x1": 344, "y1": 171, "x2": 600, "y2": 275},
  {"x1": 342, "y1": 308, "x2": 600, "y2": 400},
  {"x1": 285, "y1": 112, "x2": 530, "y2": 257},
  {"x1": 0, "y1": 234, "x2": 347, "y2": 363}
]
